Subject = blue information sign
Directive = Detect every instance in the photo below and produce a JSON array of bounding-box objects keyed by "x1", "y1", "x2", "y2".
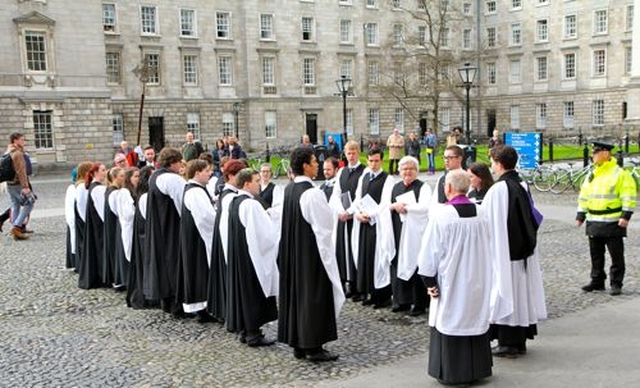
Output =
[{"x1": 504, "y1": 132, "x2": 542, "y2": 169}]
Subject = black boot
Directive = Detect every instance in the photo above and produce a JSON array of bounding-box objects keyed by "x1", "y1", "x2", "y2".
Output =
[{"x1": 0, "y1": 208, "x2": 10, "y2": 232}]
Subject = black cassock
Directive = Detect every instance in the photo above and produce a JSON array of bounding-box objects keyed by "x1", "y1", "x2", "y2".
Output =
[
  {"x1": 259, "y1": 182, "x2": 275, "y2": 207},
  {"x1": 73, "y1": 192, "x2": 86, "y2": 274},
  {"x1": 336, "y1": 164, "x2": 365, "y2": 284},
  {"x1": 176, "y1": 183, "x2": 212, "y2": 313},
  {"x1": 278, "y1": 181, "x2": 337, "y2": 350},
  {"x1": 226, "y1": 195, "x2": 277, "y2": 334},
  {"x1": 79, "y1": 181, "x2": 106, "y2": 289},
  {"x1": 127, "y1": 197, "x2": 148, "y2": 309},
  {"x1": 102, "y1": 186, "x2": 118, "y2": 286},
  {"x1": 113, "y1": 191, "x2": 131, "y2": 288}
]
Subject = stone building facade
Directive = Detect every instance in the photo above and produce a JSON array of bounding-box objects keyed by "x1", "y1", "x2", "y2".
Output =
[{"x1": 0, "y1": 0, "x2": 637, "y2": 167}]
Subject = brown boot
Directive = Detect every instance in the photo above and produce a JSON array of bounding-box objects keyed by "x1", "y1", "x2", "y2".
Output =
[{"x1": 10, "y1": 226, "x2": 29, "y2": 240}]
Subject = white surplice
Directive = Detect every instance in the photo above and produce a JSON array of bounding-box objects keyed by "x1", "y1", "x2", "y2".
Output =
[
  {"x1": 396, "y1": 182, "x2": 432, "y2": 282},
  {"x1": 115, "y1": 188, "x2": 136, "y2": 262},
  {"x1": 65, "y1": 184, "x2": 77, "y2": 254},
  {"x1": 183, "y1": 180, "x2": 216, "y2": 266}
]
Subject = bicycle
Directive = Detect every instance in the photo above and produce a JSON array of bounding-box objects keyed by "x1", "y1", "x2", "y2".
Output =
[
  {"x1": 550, "y1": 162, "x2": 593, "y2": 194},
  {"x1": 272, "y1": 157, "x2": 290, "y2": 178},
  {"x1": 246, "y1": 152, "x2": 265, "y2": 171},
  {"x1": 515, "y1": 155, "x2": 556, "y2": 192},
  {"x1": 623, "y1": 156, "x2": 640, "y2": 188}
]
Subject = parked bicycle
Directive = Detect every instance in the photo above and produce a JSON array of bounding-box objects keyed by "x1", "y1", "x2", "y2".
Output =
[
  {"x1": 550, "y1": 162, "x2": 594, "y2": 194},
  {"x1": 515, "y1": 155, "x2": 556, "y2": 192}
]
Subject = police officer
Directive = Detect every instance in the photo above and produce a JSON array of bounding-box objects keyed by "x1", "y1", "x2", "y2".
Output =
[{"x1": 576, "y1": 141, "x2": 636, "y2": 296}]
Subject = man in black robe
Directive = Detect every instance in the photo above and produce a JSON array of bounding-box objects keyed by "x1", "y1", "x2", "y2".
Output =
[
  {"x1": 226, "y1": 168, "x2": 278, "y2": 346},
  {"x1": 319, "y1": 157, "x2": 338, "y2": 202},
  {"x1": 278, "y1": 147, "x2": 345, "y2": 362}
]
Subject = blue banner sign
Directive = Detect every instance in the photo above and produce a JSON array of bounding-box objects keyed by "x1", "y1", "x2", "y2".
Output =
[{"x1": 504, "y1": 132, "x2": 542, "y2": 169}]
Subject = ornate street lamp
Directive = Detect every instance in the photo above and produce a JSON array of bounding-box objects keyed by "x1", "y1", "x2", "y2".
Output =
[
  {"x1": 132, "y1": 57, "x2": 151, "y2": 147},
  {"x1": 232, "y1": 102, "x2": 240, "y2": 140},
  {"x1": 458, "y1": 62, "x2": 477, "y2": 145},
  {"x1": 335, "y1": 75, "x2": 352, "y2": 144}
]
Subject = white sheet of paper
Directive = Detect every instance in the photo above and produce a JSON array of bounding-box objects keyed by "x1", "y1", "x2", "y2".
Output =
[{"x1": 395, "y1": 191, "x2": 417, "y2": 222}]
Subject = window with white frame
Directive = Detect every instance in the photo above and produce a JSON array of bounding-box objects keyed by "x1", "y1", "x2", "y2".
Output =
[
  {"x1": 365, "y1": 22, "x2": 378, "y2": 46},
  {"x1": 538, "y1": 0, "x2": 549, "y2": 5},
  {"x1": 511, "y1": 23, "x2": 522, "y2": 46},
  {"x1": 346, "y1": 109, "x2": 354, "y2": 135},
  {"x1": 440, "y1": 28, "x2": 450, "y2": 48},
  {"x1": 418, "y1": 62, "x2": 427, "y2": 84},
  {"x1": 439, "y1": 64, "x2": 451, "y2": 81},
  {"x1": 260, "y1": 14, "x2": 274, "y2": 40},
  {"x1": 187, "y1": 113, "x2": 201, "y2": 139},
  {"x1": 144, "y1": 53, "x2": 160, "y2": 84},
  {"x1": 140, "y1": 6, "x2": 158, "y2": 35},
  {"x1": 218, "y1": 56, "x2": 232, "y2": 85},
  {"x1": 183, "y1": 54, "x2": 198, "y2": 85},
  {"x1": 536, "y1": 19, "x2": 548, "y2": 42},
  {"x1": 487, "y1": 62, "x2": 496, "y2": 85},
  {"x1": 106, "y1": 52, "x2": 121, "y2": 84},
  {"x1": 301, "y1": 17, "x2": 314, "y2": 41},
  {"x1": 625, "y1": 46, "x2": 632, "y2": 74},
  {"x1": 510, "y1": 105, "x2": 520, "y2": 130},
  {"x1": 417, "y1": 1, "x2": 426, "y2": 11},
  {"x1": 392, "y1": 0, "x2": 401, "y2": 9},
  {"x1": 463, "y1": 3, "x2": 472, "y2": 14},
  {"x1": 395, "y1": 108, "x2": 405, "y2": 133},
  {"x1": 627, "y1": 5, "x2": 634, "y2": 31},
  {"x1": 366, "y1": 0, "x2": 378, "y2": 8},
  {"x1": 303, "y1": 58, "x2": 315, "y2": 85},
  {"x1": 536, "y1": 103, "x2": 547, "y2": 129},
  {"x1": 265, "y1": 111, "x2": 277, "y2": 139},
  {"x1": 368, "y1": 108, "x2": 380, "y2": 135},
  {"x1": 102, "y1": 3, "x2": 117, "y2": 32},
  {"x1": 593, "y1": 9, "x2": 608, "y2": 35},
  {"x1": 180, "y1": 9, "x2": 196, "y2": 37},
  {"x1": 418, "y1": 26, "x2": 426, "y2": 46},
  {"x1": 262, "y1": 57, "x2": 275, "y2": 85},
  {"x1": 439, "y1": 108, "x2": 451, "y2": 132},
  {"x1": 592, "y1": 100, "x2": 604, "y2": 126},
  {"x1": 25, "y1": 31, "x2": 48, "y2": 71},
  {"x1": 563, "y1": 101, "x2": 574, "y2": 129},
  {"x1": 368, "y1": 60, "x2": 379, "y2": 85},
  {"x1": 593, "y1": 49, "x2": 606, "y2": 76},
  {"x1": 463, "y1": 29, "x2": 471, "y2": 49},
  {"x1": 112, "y1": 113, "x2": 124, "y2": 146},
  {"x1": 510, "y1": 59, "x2": 521, "y2": 83},
  {"x1": 222, "y1": 113, "x2": 234, "y2": 137},
  {"x1": 486, "y1": 0, "x2": 496, "y2": 14},
  {"x1": 512, "y1": 0, "x2": 522, "y2": 9},
  {"x1": 216, "y1": 12, "x2": 231, "y2": 39},
  {"x1": 486, "y1": 27, "x2": 496, "y2": 48},
  {"x1": 393, "y1": 24, "x2": 403, "y2": 47},
  {"x1": 536, "y1": 56, "x2": 547, "y2": 81},
  {"x1": 564, "y1": 14, "x2": 577, "y2": 39},
  {"x1": 339, "y1": 20, "x2": 352, "y2": 43},
  {"x1": 33, "y1": 110, "x2": 54, "y2": 149},
  {"x1": 564, "y1": 52, "x2": 576, "y2": 79},
  {"x1": 340, "y1": 59, "x2": 353, "y2": 79}
]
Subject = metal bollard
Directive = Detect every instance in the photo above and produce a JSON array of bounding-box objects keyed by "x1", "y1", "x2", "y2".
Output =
[
  {"x1": 548, "y1": 137, "x2": 554, "y2": 163},
  {"x1": 583, "y1": 143, "x2": 589, "y2": 167},
  {"x1": 265, "y1": 142, "x2": 271, "y2": 162},
  {"x1": 360, "y1": 133, "x2": 364, "y2": 151}
]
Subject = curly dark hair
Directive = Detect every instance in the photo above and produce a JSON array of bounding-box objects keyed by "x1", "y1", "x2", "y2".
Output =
[{"x1": 290, "y1": 147, "x2": 315, "y2": 176}]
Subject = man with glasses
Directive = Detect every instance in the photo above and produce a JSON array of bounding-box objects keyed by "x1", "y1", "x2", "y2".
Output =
[{"x1": 433, "y1": 145, "x2": 465, "y2": 204}]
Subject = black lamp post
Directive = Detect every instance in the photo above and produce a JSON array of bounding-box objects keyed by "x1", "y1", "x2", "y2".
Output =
[
  {"x1": 458, "y1": 62, "x2": 477, "y2": 145},
  {"x1": 335, "y1": 75, "x2": 352, "y2": 144},
  {"x1": 232, "y1": 102, "x2": 240, "y2": 139}
]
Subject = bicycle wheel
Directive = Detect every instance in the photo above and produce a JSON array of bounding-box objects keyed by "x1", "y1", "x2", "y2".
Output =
[
  {"x1": 532, "y1": 167, "x2": 554, "y2": 192},
  {"x1": 273, "y1": 164, "x2": 281, "y2": 179},
  {"x1": 572, "y1": 171, "x2": 588, "y2": 192},
  {"x1": 550, "y1": 169, "x2": 571, "y2": 194}
]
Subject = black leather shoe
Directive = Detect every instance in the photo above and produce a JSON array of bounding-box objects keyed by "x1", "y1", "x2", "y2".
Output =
[
  {"x1": 373, "y1": 299, "x2": 391, "y2": 309},
  {"x1": 307, "y1": 349, "x2": 339, "y2": 362},
  {"x1": 581, "y1": 283, "x2": 605, "y2": 292},
  {"x1": 351, "y1": 294, "x2": 365, "y2": 302},
  {"x1": 247, "y1": 336, "x2": 275, "y2": 347},
  {"x1": 408, "y1": 308, "x2": 426, "y2": 317},
  {"x1": 293, "y1": 348, "x2": 306, "y2": 359},
  {"x1": 610, "y1": 286, "x2": 622, "y2": 296},
  {"x1": 516, "y1": 343, "x2": 527, "y2": 355},
  {"x1": 491, "y1": 345, "x2": 518, "y2": 358},
  {"x1": 361, "y1": 298, "x2": 374, "y2": 306},
  {"x1": 391, "y1": 304, "x2": 410, "y2": 313}
]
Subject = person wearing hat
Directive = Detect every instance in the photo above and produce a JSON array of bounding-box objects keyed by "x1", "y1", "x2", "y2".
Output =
[{"x1": 576, "y1": 141, "x2": 636, "y2": 296}]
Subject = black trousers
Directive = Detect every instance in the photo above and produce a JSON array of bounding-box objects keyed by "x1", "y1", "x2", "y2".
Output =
[
  {"x1": 389, "y1": 159, "x2": 399, "y2": 175},
  {"x1": 589, "y1": 236, "x2": 625, "y2": 287}
]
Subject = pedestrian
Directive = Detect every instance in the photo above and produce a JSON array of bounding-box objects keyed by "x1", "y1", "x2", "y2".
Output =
[
  {"x1": 418, "y1": 169, "x2": 493, "y2": 386},
  {"x1": 577, "y1": 141, "x2": 636, "y2": 296},
  {"x1": 433, "y1": 145, "x2": 465, "y2": 205},
  {"x1": 79, "y1": 162, "x2": 108, "y2": 289},
  {"x1": 4, "y1": 132, "x2": 35, "y2": 240},
  {"x1": 326, "y1": 135, "x2": 341, "y2": 159},
  {"x1": 405, "y1": 132, "x2": 421, "y2": 167},
  {"x1": 386, "y1": 128, "x2": 405, "y2": 174},
  {"x1": 278, "y1": 146, "x2": 344, "y2": 361},
  {"x1": 137, "y1": 146, "x2": 158, "y2": 169},
  {"x1": 488, "y1": 128, "x2": 503, "y2": 150},
  {"x1": 423, "y1": 129, "x2": 438, "y2": 175},
  {"x1": 182, "y1": 131, "x2": 201, "y2": 161}
]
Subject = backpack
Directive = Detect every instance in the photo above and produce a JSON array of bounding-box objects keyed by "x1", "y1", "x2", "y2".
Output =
[{"x1": 0, "y1": 152, "x2": 15, "y2": 183}]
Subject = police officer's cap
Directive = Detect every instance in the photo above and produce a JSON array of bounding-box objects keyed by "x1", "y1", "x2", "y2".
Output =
[{"x1": 592, "y1": 141, "x2": 614, "y2": 153}]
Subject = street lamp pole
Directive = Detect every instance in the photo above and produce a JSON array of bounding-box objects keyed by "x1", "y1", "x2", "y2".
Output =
[
  {"x1": 232, "y1": 102, "x2": 240, "y2": 140},
  {"x1": 335, "y1": 75, "x2": 352, "y2": 145},
  {"x1": 458, "y1": 62, "x2": 477, "y2": 145}
]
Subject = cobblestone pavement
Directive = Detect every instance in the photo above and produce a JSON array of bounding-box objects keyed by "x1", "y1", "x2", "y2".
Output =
[{"x1": 0, "y1": 178, "x2": 638, "y2": 387}]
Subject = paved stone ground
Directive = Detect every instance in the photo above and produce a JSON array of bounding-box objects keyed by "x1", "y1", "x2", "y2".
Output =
[{"x1": 0, "y1": 178, "x2": 638, "y2": 387}]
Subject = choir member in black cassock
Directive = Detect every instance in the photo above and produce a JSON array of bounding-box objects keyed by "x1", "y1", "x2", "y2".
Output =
[
  {"x1": 176, "y1": 160, "x2": 216, "y2": 321},
  {"x1": 144, "y1": 148, "x2": 186, "y2": 316},
  {"x1": 79, "y1": 163, "x2": 108, "y2": 289},
  {"x1": 103, "y1": 168, "x2": 124, "y2": 287},
  {"x1": 226, "y1": 168, "x2": 278, "y2": 346},
  {"x1": 328, "y1": 141, "x2": 365, "y2": 299},
  {"x1": 66, "y1": 162, "x2": 93, "y2": 271},
  {"x1": 113, "y1": 168, "x2": 139, "y2": 291},
  {"x1": 278, "y1": 147, "x2": 345, "y2": 362},
  {"x1": 206, "y1": 159, "x2": 246, "y2": 322},
  {"x1": 319, "y1": 157, "x2": 339, "y2": 202}
]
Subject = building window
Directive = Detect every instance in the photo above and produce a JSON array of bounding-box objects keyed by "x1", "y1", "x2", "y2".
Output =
[
  {"x1": 140, "y1": 6, "x2": 158, "y2": 35},
  {"x1": 510, "y1": 105, "x2": 520, "y2": 130},
  {"x1": 536, "y1": 56, "x2": 547, "y2": 81},
  {"x1": 593, "y1": 49, "x2": 606, "y2": 76},
  {"x1": 366, "y1": 0, "x2": 378, "y2": 8},
  {"x1": 486, "y1": 27, "x2": 496, "y2": 48},
  {"x1": 339, "y1": 0, "x2": 353, "y2": 6},
  {"x1": 393, "y1": 24, "x2": 403, "y2": 47},
  {"x1": 392, "y1": 0, "x2": 401, "y2": 9},
  {"x1": 222, "y1": 113, "x2": 234, "y2": 137},
  {"x1": 218, "y1": 56, "x2": 232, "y2": 85},
  {"x1": 303, "y1": 58, "x2": 315, "y2": 85},
  {"x1": 33, "y1": 110, "x2": 54, "y2": 149},
  {"x1": 365, "y1": 23, "x2": 378, "y2": 46},
  {"x1": 25, "y1": 31, "x2": 47, "y2": 72},
  {"x1": 627, "y1": 5, "x2": 634, "y2": 31},
  {"x1": 463, "y1": 29, "x2": 471, "y2": 49},
  {"x1": 511, "y1": 23, "x2": 522, "y2": 46},
  {"x1": 187, "y1": 113, "x2": 201, "y2": 140},
  {"x1": 536, "y1": 19, "x2": 548, "y2": 42},
  {"x1": 418, "y1": 62, "x2": 427, "y2": 85},
  {"x1": 368, "y1": 108, "x2": 380, "y2": 135},
  {"x1": 564, "y1": 14, "x2": 577, "y2": 39},
  {"x1": 346, "y1": 109, "x2": 354, "y2": 135},
  {"x1": 262, "y1": 57, "x2": 275, "y2": 85},
  {"x1": 536, "y1": 103, "x2": 547, "y2": 129},
  {"x1": 180, "y1": 9, "x2": 196, "y2": 37},
  {"x1": 301, "y1": 17, "x2": 314, "y2": 41},
  {"x1": 440, "y1": 28, "x2": 450, "y2": 48},
  {"x1": 487, "y1": 62, "x2": 496, "y2": 85},
  {"x1": 102, "y1": 3, "x2": 117, "y2": 32},
  {"x1": 538, "y1": 0, "x2": 549, "y2": 4},
  {"x1": 265, "y1": 111, "x2": 277, "y2": 139},
  {"x1": 439, "y1": 108, "x2": 451, "y2": 132},
  {"x1": 106, "y1": 52, "x2": 121, "y2": 84},
  {"x1": 183, "y1": 54, "x2": 198, "y2": 85},
  {"x1": 216, "y1": 12, "x2": 231, "y2": 39},
  {"x1": 418, "y1": 26, "x2": 426, "y2": 46},
  {"x1": 339, "y1": 19, "x2": 352, "y2": 43},
  {"x1": 592, "y1": 100, "x2": 605, "y2": 126},
  {"x1": 563, "y1": 52, "x2": 576, "y2": 79},
  {"x1": 112, "y1": 113, "x2": 124, "y2": 146},
  {"x1": 593, "y1": 9, "x2": 608, "y2": 35},
  {"x1": 486, "y1": 0, "x2": 496, "y2": 14},
  {"x1": 463, "y1": 3, "x2": 472, "y2": 14},
  {"x1": 340, "y1": 59, "x2": 353, "y2": 79},
  {"x1": 368, "y1": 60, "x2": 379, "y2": 85},
  {"x1": 625, "y1": 47, "x2": 632, "y2": 74},
  {"x1": 144, "y1": 53, "x2": 160, "y2": 84},
  {"x1": 260, "y1": 14, "x2": 274, "y2": 40},
  {"x1": 395, "y1": 108, "x2": 405, "y2": 133},
  {"x1": 512, "y1": 0, "x2": 522, "y2": 10},
  {"x1": 510, "y1": 59, "x2": 521, "y2": 83},
  {"x1": 563, "y1": 101, "x2": 574, "y2": 129}
]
